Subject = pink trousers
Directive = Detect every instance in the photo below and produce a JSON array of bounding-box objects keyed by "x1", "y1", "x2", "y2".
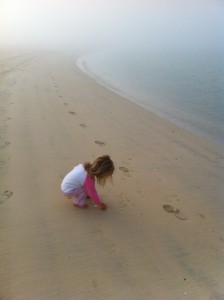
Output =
[{"x1": 64, "y1": 186, "x2": 87, "y2": 206}]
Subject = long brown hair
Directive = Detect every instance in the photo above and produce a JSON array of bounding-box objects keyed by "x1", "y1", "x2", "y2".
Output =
[{"x1": 84, "y1": 155, "x2": 114, "y2": 185}]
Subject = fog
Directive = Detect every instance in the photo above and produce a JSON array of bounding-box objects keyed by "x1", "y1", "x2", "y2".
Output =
[{"x1": 0, "y1": 0, "x2": 223, "y2": 52}]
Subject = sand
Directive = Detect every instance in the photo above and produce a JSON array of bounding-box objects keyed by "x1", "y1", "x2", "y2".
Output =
[{"x1": 0, "y1": 49, "x2": 224, "y2": 300}]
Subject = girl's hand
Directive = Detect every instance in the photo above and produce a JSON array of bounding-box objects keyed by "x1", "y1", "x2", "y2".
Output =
[{"x1": 99, "y1": 202, "x2": 107, "y2": 210}]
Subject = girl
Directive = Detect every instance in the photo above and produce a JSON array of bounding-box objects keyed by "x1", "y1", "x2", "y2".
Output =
[{"x1": 61, "y1": 155, "x2": 114, "y2": 210}]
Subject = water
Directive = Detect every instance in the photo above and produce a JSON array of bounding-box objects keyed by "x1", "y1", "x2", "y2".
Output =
[
  {"x1": 75, "y1": 0, "x2": 224, "y2": 146},
  {"x1": 77, "y1": 49, "x2": 224, "y2": 146}
]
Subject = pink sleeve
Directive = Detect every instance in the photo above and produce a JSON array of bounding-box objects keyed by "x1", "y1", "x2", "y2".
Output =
[{"x1": 83, "y1": 175, "x2": 102, "y2": 205}]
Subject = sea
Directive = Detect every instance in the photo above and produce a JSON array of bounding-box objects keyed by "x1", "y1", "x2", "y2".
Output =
[
  {"x1": 76, "y1": 1, "x2": 224, "y2": 146},
  {"x1": 77, "y1": 49, "x2": 224, "y2": 146}
]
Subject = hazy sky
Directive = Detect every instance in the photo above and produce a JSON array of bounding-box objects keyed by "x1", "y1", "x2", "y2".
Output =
[{"x1": 0, "y1": 0, "x2": 223, "y2": 51}]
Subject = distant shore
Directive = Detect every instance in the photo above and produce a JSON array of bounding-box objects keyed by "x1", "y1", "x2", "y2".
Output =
[{"x1": 1, "y1": 49, "x2": 224, "y2": 299}]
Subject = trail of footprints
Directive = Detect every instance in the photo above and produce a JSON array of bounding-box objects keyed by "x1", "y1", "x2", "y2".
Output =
[
  {"x1": 0, "y1": 129, "x2": 13, "y2": 205},
  {"x1": 49, "y1": 73, "x2": 110, "y2": 149},
  {"x1": 50, "y1": 74, "x2": 64, "y2": 99}
]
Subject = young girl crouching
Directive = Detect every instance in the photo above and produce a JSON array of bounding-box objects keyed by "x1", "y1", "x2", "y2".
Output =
[{"x1": 61, "y1": 155, "x2": 114, "y2": 210}]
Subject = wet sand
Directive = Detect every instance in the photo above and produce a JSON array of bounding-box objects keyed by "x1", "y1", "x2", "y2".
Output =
[{"x1": 0, "y1": 50, "x2": 224, "y2": 300}]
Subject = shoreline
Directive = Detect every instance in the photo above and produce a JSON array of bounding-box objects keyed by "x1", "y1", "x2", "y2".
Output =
[
  {"x1": 76, "y1": 52, "x2": 224, "y2": 147},
  {"x1": 1, "y1": 49, "x2": 224, "y2": 299}
]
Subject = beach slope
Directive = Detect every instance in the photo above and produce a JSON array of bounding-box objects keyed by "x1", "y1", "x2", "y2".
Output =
[{"x1": 0, "y1": 50, "x2": 224, "y2": 300}]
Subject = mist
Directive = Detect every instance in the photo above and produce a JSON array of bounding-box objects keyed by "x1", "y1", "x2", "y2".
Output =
[{"x1": 0, "y1": 0, "x2": 223, "y2": 53}]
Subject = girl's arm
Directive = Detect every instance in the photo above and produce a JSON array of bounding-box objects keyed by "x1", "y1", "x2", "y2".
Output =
[{"x1": 84, "y1": 175, "x2": 106, "y2": 209}]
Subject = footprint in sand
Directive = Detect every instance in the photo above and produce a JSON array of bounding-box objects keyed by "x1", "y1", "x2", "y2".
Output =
[
  {"x1": 94, "y1": 140, "x2": 105, "y2": 146},
  {"x1": 63, "y1": 102, "x2": 68, "y2": 106},
  {"x1": 79, "y1": 124, "x2": 87, "y2": 128},
  {"x1": 0, "y1": 141, "x2": 10, "y2": 149},
  {"x1": 163, "y1": 204, "x2": 188, "y2": 220},
  {"x1": 119, "y1": 167, "x2": 129, "y2": 173},
  {"x1": 0, "y1": 190, "x2": 13, "y2": 204},
  {"x1": 69, "y1": 111, "x2": 76, "y2": 115},
  {"x1": 119, "y1": 166, "x2": 131, "y2": 177}
]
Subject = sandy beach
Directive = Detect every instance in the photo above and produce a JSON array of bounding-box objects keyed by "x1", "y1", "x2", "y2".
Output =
[{"x1": 0, "y1": 50, "x2": 224, "y2": 300}]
